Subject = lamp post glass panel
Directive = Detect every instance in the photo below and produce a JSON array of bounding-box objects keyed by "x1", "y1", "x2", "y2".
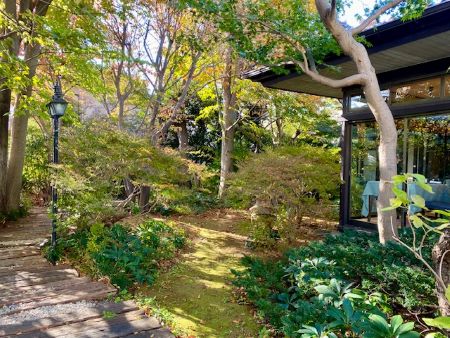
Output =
[{"x1": 47, "y1": 77, "x2": 68, "y2": 247}]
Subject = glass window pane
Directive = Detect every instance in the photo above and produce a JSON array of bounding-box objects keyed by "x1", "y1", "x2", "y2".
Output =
[
  {"x1": 350, "y1": 122, "x2": 379, "y2": 220},
  {"x1": 390, "y1": 77, "x2": 441, "y2": 104},
  {"x1": 445, "y1": 76, "x2": 450, "y2": 97},
  {"x1": 350, "y1": 95, "x2": 368, "y2": 111},
  {"x1": 406, "y1": 114, "x2": 450, "y2": 182},
  {"x1": 349, "y1": 113, "x2": 450, "y2": 225},
  {"x1": 350, "y1": 90, "x2": 389, "y2": 112}
]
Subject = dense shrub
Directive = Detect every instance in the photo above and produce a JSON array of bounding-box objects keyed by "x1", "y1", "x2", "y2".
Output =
[
  {"x1": 226, "y1": 145, "x2": 340, "y2": 245},
  {"x1": 54, "y1": 122, "x2": 213, "y2": 229},
  {"x1": 23, "y1": 124, "x2": 51, "y2": 204},
  {"x1": 232, "y1": 230, "x2": 437, "y2": 337},
  {"x1": 55, "y1": 219, "x2": 185, "y2": 290}
]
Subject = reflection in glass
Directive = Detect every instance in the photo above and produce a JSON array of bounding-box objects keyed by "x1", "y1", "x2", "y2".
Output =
[
  {"x1": 445, "y1": 75, "x2": 450, "y2": 97},
  {"x1": 349, "y1": 113, "x2": 450, "y2": 223},
  {"x1": 406, "y1": 115, "x2": 450, "y2": 181},
  {"x1": 349, "y1": 76, "x2": 447, "y2": 114},
  {"x1": 350, "y1": 90, "x2": 390, "y2": 112},
  {"x1": 350, "y1": 95, "x2": 368, "y2": 111},
  {"x1": 390, "y1": 77, "x2": 441, "y2": 104},
  {"x1": 350, "y1": 122, "x2": 379, "y2": 218}
]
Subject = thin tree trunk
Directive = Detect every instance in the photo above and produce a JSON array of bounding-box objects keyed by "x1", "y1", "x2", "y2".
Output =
[
  {"x1": 6, "y1": 33, "x2": 45, "y2": 212},
  {"x1": 0, "y1": 90, "x2": 11, "y2": 214},
  {"x1": 365, "y1": 81, "x2": 398, "y2": 243},
  {"x1": 275, "y1": 112, "x2": 283, "y2": 144},
  {"x1": 177, "y1": 120, "x2": 189, "y2": 151},
  {"x1": 219, "y1": 126, "x2": 235, "y2": 198},
  {"x1": 155, "y1": 52, "x2": 201, "y2": 144},
  {"x1": 149, "y1": 100, "x2": 161, "y2": 145},
  {"x1": 218, "y1": 47, "x2": 239, "y2": 198},
  {"x1": 139, "y1": 185, "x2": 151, "y2": 212},
  {"x1": 0, "y1": 0, "x2": 19, "y2": 214},
  {"x1": 117, "y1": 98, "x2": 125, "y2": 130},
  {"x1": 6, "y1": 106, "x2": 29, "y2": 212},
  {"x1": 432, "y1": 230, "x2": 450, "y2": 316}
]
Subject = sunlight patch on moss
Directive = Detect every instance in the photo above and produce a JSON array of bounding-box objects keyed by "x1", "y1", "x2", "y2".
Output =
[{"x1": 139, "y1": 214, "x2": 261, "y2": 337}]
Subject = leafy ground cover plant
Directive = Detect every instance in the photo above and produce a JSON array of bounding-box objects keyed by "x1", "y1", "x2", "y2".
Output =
[
  {"x1": 383, "y1": 174, "x2": 450, "y2": 336},
  {"x1": 232, "y1": 230, "x2": 437, "y2": 337},
  {"x1": 51, "y1": 219, "x2": 186, "y2": 290}
]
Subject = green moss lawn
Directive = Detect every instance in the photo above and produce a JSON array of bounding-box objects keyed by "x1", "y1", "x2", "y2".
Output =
[{"x1": 136, "y1": 210, "x2": 262, "y2": 337}]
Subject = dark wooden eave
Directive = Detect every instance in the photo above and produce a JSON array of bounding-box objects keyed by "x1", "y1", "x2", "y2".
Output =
[{"x1": 246, "y1": 1, "x2": 450, "y2": 98}]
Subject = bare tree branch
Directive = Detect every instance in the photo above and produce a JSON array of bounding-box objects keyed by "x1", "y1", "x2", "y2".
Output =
[
  {"x1": 351, "y1": 0, "x2": 405, "y2": 35},
  {"x1": 296, "y1": 49, "x2": 366, "y2": 88}
]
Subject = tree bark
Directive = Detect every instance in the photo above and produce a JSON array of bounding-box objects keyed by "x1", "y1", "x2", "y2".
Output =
[
  {"x1": 154, "y1": 52, "x2": 201, "y2": 145},
  {"x1": 123, "y1": 178, "x2": 135, "y2": 199},
  {"x1": 0, "y1": 90, "x2": 11, "y2": 214},
  {"x1": 315, "y1": 0, "x2": 398, "y2": 243},
  {"x1": 177, "y1": 120, "x2": 189, "y2": 151},
  {"x1": 218, "y1": 46, "x2": 239, "y2": 198},
  {"x1": 6, "y1": 0, "x2": 50, "y2": 212},
  {"x1": 275, "y1": 112, "x2": 283, "y2": 144},
  {"x1": 432, "y1": 230, "x2": 450, "y2": 316},
  {"x1": 0, "y1": 0, "x2": 19, "y2": 214},
  {"x1": 139, "y1": 185, "x2": 151, "y2": 212},
  {"x1": 117, "y1": 97, "x2": 125, "y2": 130},
  {"x1": 6, "y1": 45, "x2": 38, "y2": 211}
]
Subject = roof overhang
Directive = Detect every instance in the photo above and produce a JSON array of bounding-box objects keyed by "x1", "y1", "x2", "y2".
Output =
[{"x1": 246, "y1": 2, "x2": 450, "y2": 99}]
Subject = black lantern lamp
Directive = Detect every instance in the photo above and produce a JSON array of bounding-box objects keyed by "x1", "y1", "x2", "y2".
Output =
[
  {"x1": 47, "y1": 76, "x2": 68, "y2": 248},
  {"x1": 48, "y1": 76, "x2": 68, "y2": 118}
]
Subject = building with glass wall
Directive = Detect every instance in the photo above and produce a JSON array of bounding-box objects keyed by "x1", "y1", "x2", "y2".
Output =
[{"x1": 247, "y1": 2, "x2": 450, "y2": 229}]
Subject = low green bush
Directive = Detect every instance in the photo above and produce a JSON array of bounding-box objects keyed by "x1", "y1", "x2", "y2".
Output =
[
  {"x1": 54, "y1": 123, "x2": 194, "y2": 229},
  {"x1": 226, "y1": 145, "x2": 340, "y2": 246},
  {"x1": 54, "y1": 219, "x2": 186, "y2": 290},
  {"x1": 23, "y1": 124, "x2": 51, "y2": 203},
  {"x1": 154, "y1": 185, "x2": 217, "y2": 215},
  {"x1": 232, "y1": 230, "x2": 437, "y2": 337}
]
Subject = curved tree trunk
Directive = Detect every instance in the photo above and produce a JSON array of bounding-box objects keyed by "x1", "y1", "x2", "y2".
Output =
[
  {"x1": 6, "y1": 15, "x2": 47, "y2": 212},
  {"x1": 316, "y1": 0, "x2": 398, "y2": 243},
  {"x1": 364, "y1": 80, "x2": 398, "y2": 243},
  {"x1": 432, "y1": 230, "x2": 450, "y2": 316}
]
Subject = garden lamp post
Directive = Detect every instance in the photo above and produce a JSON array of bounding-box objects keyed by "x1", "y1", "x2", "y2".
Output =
[{"x1": 47, "y1": 76, "x2": 68, "y2": 247}]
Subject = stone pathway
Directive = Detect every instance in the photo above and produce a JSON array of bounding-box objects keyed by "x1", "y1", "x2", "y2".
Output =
[{"x1": 0, "y1": 208, "x2": 173, "y2": 337}]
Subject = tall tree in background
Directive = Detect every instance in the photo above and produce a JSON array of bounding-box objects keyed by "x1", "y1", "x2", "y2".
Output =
[
  {"x1": 186, "y1": 0, "x2": 431, "y2": 244},
  {"x1": 0, "y1": 0, "x2": 52, "y2": 213},
  {"x1": 138, "y1": 0, "x2": 210, "y2": 144},
  {"x1": 99, "y1": 0, "x2": 139, "y2": 130},
  {"x1": 218, "y1": 46, "x2": 239, "y2": 198}
]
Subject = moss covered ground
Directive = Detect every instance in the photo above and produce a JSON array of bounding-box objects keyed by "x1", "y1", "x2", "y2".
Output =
[{"x1": 134, "y1": 210, "x2": 262, "y2": 337}]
